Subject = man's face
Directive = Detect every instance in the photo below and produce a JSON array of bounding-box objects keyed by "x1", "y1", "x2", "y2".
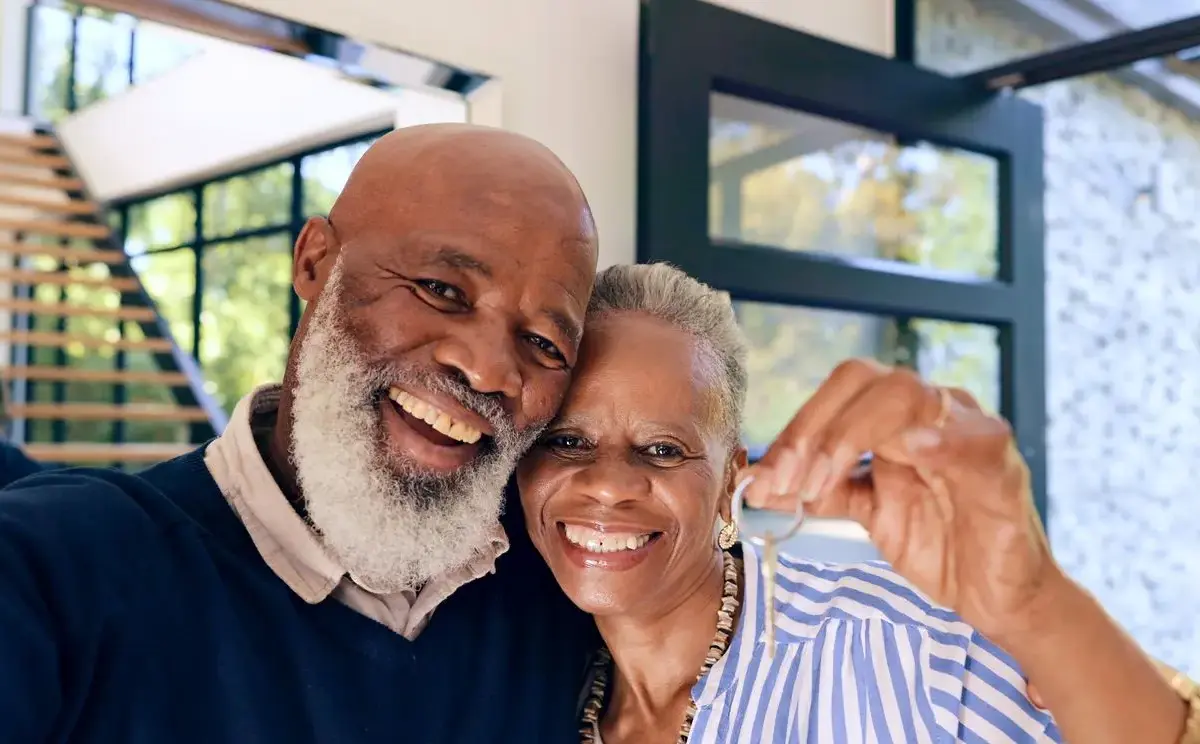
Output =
[{"x1": 287, "y1": 159, "x2": 596, "y2": 593}]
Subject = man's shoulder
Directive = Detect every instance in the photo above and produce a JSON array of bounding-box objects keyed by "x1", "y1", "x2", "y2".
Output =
[
  {"x1": 0, "y1": 466, "x2": 179, "y2": 553},
  {"x1": 0, "y1": 448, "x2": 219, "y2": 563}
]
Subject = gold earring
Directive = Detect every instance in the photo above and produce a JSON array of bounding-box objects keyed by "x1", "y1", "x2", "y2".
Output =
[{"x1": 716, "y1": 518, "x2": 739, "y2": 550}]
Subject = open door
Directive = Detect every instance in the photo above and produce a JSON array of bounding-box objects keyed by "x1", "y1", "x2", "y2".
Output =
[{"x1": 639, "y1": 0, "x2": 1047, "y2": 522}]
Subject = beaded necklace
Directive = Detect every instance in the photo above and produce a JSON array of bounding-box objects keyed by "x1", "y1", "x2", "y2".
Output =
[{"x1": 578, "y1": 549, "x2": 742, "y2": 744}]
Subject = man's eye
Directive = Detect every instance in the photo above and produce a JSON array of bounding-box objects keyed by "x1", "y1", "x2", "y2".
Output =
[
  {"x1": 525, "y1": 334, "x2": 565, "y2": 362},
  {"x1": 415, "y1": 279, "x2": 465, "y2": 304}
]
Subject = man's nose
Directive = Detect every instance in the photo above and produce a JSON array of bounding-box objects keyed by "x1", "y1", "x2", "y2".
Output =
[
  {"x1": 432, "y1": 319, "x2": 524, "y2": 400},
  {"x1": 571, "y1": 456, "x2": 651, "y2": 509}
]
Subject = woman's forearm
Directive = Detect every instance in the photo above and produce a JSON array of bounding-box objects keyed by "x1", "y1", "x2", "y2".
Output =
[{"x1": 996, "y1": 568, "x2": 1186, "y2": 743}]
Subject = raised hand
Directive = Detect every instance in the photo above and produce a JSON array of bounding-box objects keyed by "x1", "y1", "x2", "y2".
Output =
[{"x1": 743, "y1": 358, "x2": 1059, "y2": 642}]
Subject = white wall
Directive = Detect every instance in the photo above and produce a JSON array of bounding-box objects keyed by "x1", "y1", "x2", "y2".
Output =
[
  {"x1": 0, "y1": 0, "x2": 26, "y2": 116},
  {"x1": 221, "y1": 0, "x2": 893, "y2": 268},
  {"x1": 56, "y1": 28, "x2": 443, "y2": 202},
  {"x1": 706, "y1": 0, "x2": 893, "y2": 50}
]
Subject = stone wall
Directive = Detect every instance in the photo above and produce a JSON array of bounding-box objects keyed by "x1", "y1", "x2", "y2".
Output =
[{"x1": 919, "y1": 0, "x2": 1200, "y2": 675}]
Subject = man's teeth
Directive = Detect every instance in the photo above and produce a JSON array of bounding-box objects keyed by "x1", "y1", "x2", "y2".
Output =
[
  {"x1": 563, "y1": 524, "x2": 653, "y2": 553},
  {"x1": 386, "y1": 387, "x2": 482, "y2": 444}
]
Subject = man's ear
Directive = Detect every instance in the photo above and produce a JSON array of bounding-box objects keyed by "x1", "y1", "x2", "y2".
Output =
[
  {"x1": 719, "y1": 444, "x2": 749, "y2": 523},
  {"x1": 293, "y1": 217, "x2": 338, "y2": 302}
]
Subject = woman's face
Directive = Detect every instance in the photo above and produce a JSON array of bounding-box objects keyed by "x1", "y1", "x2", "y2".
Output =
[{"x1": 517, "y1": 311, "x2": 746, "y2": 616}]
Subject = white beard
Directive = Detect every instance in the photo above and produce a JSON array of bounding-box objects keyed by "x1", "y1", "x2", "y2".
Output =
[{"x1": 289, "y1": 260, "x2": 535, "y2": 593}]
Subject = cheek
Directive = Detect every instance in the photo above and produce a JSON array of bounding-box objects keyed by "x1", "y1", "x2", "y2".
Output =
[
  {"x1": 515, "y1": 456, "x2": 556, "y2": 529},
  {"x1": 520, "y1": 373, "x2": 571, "y2": 429},
  {"x1": 660, "y1": 473, "x2": 723, "y2": 543},
  {"x1": 342, "y1": 299, "x2": 409, "y2": 355},
  {"x1": 345, "y1": 287, "x2": 452, "y2": 359}
]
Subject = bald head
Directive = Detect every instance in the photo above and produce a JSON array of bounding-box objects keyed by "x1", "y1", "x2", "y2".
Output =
[{"x1": 327, "y1": 123, "x2": 595, "y2": 255}]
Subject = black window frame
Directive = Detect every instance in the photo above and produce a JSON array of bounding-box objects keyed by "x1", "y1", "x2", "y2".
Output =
[{"x1": 638, "y1": 0, "x2": 1049, "y2": 522}]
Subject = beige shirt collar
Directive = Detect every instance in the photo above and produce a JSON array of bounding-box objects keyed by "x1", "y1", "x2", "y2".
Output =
[{"x1": 205, "y1": 384, "x2": 509, "y2": 638}]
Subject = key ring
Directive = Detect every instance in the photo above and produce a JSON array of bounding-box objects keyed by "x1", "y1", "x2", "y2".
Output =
[
  {"x1": 731, "y1": 475, "x2": 807, "y2": 655},
  {"x1": 732, "y1": 452, "x2": 873, "y2": 654}
]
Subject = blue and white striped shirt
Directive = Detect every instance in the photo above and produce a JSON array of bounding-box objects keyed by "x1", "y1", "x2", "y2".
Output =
[{"x1": 679, "y1": 541, "x2": 1062, "y2": 743}]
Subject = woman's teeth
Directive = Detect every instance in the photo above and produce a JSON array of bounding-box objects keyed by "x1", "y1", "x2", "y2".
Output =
[
  {"x1": 387, "y1": 387, "x2": 482, "y2": 444},
  {"x1": 563, "y1": 524, "x2": 653, "y2": 553}
]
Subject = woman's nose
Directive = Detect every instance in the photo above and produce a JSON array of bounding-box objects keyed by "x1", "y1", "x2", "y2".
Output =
[{"x1": 571, "y1": 457, "x2": 651, "y2": 507}]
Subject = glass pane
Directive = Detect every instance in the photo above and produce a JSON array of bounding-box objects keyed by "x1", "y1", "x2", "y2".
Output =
[
  {"x1": 301, "y1": 139, "x2": 377, "y2": 216},
  {"x1": 73, "y1": 13, "x2": 133, "y2": 109},
  {"x1": 132, "y1": 21, "x2": 202, "y2": 85},
  {"x1": 131, "y1": 248, "x2": 196, "y2": 354},
  {"x1": 199, "y1": 234, "x2": 293, "y2": 413},
  {"x1": 27, "y1": 5, "x2": 73, "y2": 121},
  {"x1": 736, "y1": 300, "x2": 1000, "y2": 454},
  {"x1": 203, "y1": 163, "x2": 293, "y2": 239},
  {"x1": 710, "y1": 93, "x2": 999, "y2": 279},
  {"x1": 126, "y1": 193, "x2": 196, "y2": 251}
]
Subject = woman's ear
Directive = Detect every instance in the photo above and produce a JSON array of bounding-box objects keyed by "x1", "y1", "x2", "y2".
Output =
[{"x1": 719, "y1": 444, "x2": 749, "y2": 523}]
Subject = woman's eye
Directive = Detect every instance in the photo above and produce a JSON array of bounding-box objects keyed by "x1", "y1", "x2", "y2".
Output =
[
  {"x1": 644, "y1": 443, "x2": 683, "y2": 459},
  {"x1": 416, "y1": 279, "x2": 465, "y2": 304},
  {"x1": 545, "y1": 434, "x2": 586, "y2": 451}
]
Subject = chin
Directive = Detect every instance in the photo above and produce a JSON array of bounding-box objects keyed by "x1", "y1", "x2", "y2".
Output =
[
  {"x1": 542, "y1": 545, "x2": 666, "y2": 619},
  {"x1": 556, "y1": 573, "x2": 635, "y2": 617}
]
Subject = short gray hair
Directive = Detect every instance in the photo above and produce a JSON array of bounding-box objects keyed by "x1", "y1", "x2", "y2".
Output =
[{"x1": 587, "y1": 262, "x2": 748, "y2": 444}]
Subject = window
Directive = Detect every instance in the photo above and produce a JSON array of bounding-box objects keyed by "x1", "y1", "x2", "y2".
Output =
[
  {"x1": 73, "y1": 11, "x2": 134, "y2": 108},
  {"x1": 711, "y1": 94, "x2": 999, "y2": 280},
  {"x1": 23, "y1": 2, "x2": 196, "y2": 120},
  {"x1": 301, "y1": 139, "x2": 377, "y2": 216},
  {"x1": 25, "y1": 4, "x2": 73, "y2": 121},
  {"x1": 737, "y1": 301, "x2": 1000, "y2": 453},
  {"x1": 198, "y1": 235, "x2": 292, "y2": 413},
  {"x1": 127, "y1": 192, "x2": 196, "y2": 251},
  {"x1": 131, "y1": 21, "x2": 201, "y2": 84},
  {"x1": 203, "y1": 164, "x2": 294, "y2": 239},
  {"x1": 130, "y1": 248, "x2": 196, "y2": 353},
  {"x1": 116, "y1": 130, "x2": 386, "y2": 418}
]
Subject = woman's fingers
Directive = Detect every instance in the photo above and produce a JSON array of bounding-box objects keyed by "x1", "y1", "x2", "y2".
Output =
[
  {"x1": 747, "y1": 362, "x2": 946, "y2": 509},
  {"x1": 743, "y1": 359, "x2": 884, "y2": 507}
]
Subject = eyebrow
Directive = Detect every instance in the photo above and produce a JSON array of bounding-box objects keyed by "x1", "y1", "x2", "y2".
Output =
[
  {"x1": 545, "y1": 309, "x2": 583, "y2": 346},
  {"x1": 429, "y1": 245, "x2": 493, "y2": 278}
]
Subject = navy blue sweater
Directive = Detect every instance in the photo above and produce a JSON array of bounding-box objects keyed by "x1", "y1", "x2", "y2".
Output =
[
  {"x1": 0, "y1": 438, "x2": 49, "y2": 486},
  {"x1": 0, "y1": 447, "x2": 598, "y2": 743}
]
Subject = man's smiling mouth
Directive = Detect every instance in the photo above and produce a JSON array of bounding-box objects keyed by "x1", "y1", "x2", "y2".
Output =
[{"x1": 386, "y1": 387, "x2": 483, "y2": 445}]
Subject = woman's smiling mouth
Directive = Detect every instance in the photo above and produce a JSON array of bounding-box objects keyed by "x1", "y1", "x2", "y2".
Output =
[
  {"x1": 563, "y1": 524, "x2": 656, "y2": 552},
  {"x1": 556, "y1": 522, "x2": 664, "y2": 570}
]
